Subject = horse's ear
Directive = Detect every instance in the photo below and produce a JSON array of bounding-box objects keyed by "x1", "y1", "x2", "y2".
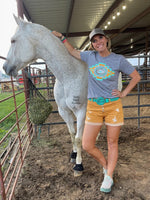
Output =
[{"x1": 13, "y1": 14, "x2": 25, "y2": 27}]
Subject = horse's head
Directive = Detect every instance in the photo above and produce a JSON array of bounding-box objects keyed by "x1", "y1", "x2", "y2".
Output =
[{"x1": 3, "y1": 16, "x2": 36, "y2": 77}]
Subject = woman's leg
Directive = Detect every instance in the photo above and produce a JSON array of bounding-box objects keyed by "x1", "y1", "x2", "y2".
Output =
[
  {"x1": 106, "y1": 125, "x2": 121, "y2": 178},
  {"x1": 82, "y1": 123, "x2": 107, "y2": 169}
]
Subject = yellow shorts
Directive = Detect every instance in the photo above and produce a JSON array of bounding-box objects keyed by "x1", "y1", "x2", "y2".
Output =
[{"x1": 85, "y1": 99, "x2": 124, "y2": 126}]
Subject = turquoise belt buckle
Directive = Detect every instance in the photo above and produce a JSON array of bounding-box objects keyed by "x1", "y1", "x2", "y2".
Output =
[{"x1": 96, "y1": 97, "x2": 105, "y2": 105}]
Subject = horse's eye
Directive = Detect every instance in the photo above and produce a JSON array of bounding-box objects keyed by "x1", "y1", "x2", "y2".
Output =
[{"x1": 11, "y1": 40, "x2": 16, "y2": 44}]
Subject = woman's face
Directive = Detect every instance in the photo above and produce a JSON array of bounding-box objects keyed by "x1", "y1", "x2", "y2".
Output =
[{"x1": 91, "y1": 34, "x2": 108, "y2": 52}]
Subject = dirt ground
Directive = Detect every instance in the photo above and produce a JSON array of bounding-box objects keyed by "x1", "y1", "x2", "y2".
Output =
[{"x1": 14, "y1": 96, "x2": 150, "y2": 200}]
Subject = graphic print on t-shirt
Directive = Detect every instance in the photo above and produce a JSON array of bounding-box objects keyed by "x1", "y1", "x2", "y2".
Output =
[{"x1": 89, "y1": 62, "x2": 115, "y2": 81}]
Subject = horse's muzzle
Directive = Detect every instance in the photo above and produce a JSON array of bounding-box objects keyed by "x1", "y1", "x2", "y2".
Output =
[{"x1": 3, "y1": 63, "x2": 18, "y2": 77}]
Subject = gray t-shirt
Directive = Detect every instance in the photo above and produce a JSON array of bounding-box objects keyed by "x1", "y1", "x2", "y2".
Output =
[{"x1": 80, "y1": 51, "x2": 135, "y2": 99}]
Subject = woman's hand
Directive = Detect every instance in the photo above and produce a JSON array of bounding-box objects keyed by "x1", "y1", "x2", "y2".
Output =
[
  {"x1": 52, "y1": 31, "x2": 62, "y2": 38},
  {"x1": 112, "y1": 70, "x2": 141, "y2": 99},
  {"x1": 112, "y1": 89, "x2": 126, "y2": 98},
  {"x1": 52, "y1": 30, "x2": 81, "y2": 60}
]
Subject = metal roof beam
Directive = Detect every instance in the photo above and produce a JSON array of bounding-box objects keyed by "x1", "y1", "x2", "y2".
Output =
[
  {"x1": 113, "y1": 33, "x2": 149, "y2": 50},
  {"x1": 112, "y1": 25, "x2": 150, "y2": 48},
  {"x1": 110, "y1": 6, "x2": 150, "y2": 39},
  {"x1": 120, "y1": 44, "x2": 150, "y2": 56},
  {"x1": 79, "y1": 0, "x2": 124, "y2": 49},
  {"x1": 114, "y1": 42, "x2": 144, "y2": 53},
  {"x1": 95, "y1": 0, "x2": 125, "y2": 28},
  {"x1": 65, "y1": 27, "x2": 150, "y2": 37},
  {"x1": 16, "y1": 0, "x2": 32, "y2": 21},
  {"x1": 115, "y1": 41, "x2": 150, "y2": 55},
  {"x1": 66, "y1": 0, "x2": 75, "y2": 38},
  {"x1": 22, "y1": 1, "x2": 32, "y2": 22}
]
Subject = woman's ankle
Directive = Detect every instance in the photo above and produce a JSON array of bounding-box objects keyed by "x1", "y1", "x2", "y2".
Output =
[{"x1": 107, "y1": 171, "x2": 113, "y2": 178}]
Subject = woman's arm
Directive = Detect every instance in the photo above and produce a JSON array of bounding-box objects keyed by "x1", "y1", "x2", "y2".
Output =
[
  {"x1": 52, "y1": 31, "x2": 81, "y2": 60},
  {"x1": 112, "y1": 69, "x2": 141, "y2": 98}
]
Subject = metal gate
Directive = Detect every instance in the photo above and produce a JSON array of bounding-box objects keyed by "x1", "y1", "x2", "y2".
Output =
[{"x1": 0, "y1": 70, "x2": 33, "y2": 200}]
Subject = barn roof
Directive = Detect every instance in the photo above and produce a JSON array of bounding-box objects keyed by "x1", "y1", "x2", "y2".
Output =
[{"x1": 17, "y1": 0, "x2": 150, "y2": 56}]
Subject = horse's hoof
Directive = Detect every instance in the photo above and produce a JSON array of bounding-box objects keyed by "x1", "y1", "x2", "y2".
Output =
[
  {"x1": 73, "y1": 163, "x2": 84, "y2": 177},
  {"x1": 74, "y1": 170, "x2": 83, "y2": 177},
  {"x1": 70, "y1": 151, "x2": 77, "y2": 163}
]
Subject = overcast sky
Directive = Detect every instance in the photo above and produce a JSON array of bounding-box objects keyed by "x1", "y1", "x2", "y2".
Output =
[{"x1": 0, "y1": 0, "x2": 17, "y2": 73}]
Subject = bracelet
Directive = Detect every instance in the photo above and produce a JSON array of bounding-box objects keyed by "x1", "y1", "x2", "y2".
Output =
[
  {"x1": 60, "y1": 35, "x2": 67, "y2": 43},
  {"x1": 62, "y1": 38, "x2": 67, "y2": 43}
]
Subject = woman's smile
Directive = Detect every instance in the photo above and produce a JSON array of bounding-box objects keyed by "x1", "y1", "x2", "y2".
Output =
[{"x1": 91, "y1": 35, "x2": 110, "y2": 56}]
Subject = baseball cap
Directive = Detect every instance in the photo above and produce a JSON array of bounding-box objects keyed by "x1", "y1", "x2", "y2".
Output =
[{"x1": 89, "y1": 28, "x2": 106, "y2": 41}]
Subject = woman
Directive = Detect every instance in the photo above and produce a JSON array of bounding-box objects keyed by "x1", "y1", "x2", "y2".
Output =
[{"x1": 52, "y1": 28, "x2": 141, "y2": 193}]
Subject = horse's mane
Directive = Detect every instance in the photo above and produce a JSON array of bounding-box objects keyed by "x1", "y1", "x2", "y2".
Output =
[{"x1": 17, "y1": 19, "x2": 87, "y2": 71}]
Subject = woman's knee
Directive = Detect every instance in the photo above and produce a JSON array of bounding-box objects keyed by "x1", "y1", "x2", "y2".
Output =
[
  {"x1": 82, "y1": 140, "x2": 89, "y2": 151},
  {"x1": 107, "y1": 126, "x2": 120, "y2": 149},
  {"x1": 82, "y1": 140, "x2": 93, "y2": 153},
  {"x1": 107, "y1": 139, "x2": 118, "y2": 150},
  {"x1": 82, "y1": 124, "x2": 101, "y2": 152}
]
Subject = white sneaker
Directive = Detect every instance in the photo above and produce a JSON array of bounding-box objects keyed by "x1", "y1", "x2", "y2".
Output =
[{"x1": 100, "y1": 175, "x2": 113, "y2": 193}]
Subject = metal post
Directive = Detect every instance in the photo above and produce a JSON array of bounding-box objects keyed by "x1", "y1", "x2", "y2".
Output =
[
  {"x1": 46, "y1": 65, "x2": 50, "y2": 98},
  {"x1": 144, "y1": 32, "x2": 148, "y2": 90},
  {"x1": 137, "y1": 82, "x2": 140, "y2": 128},
  {"x1": 22, "y1": 69, "x2": 31, "y2": 141},
  {"x1": 39, "y1": 69, "x2": 41, "y2": 85},
  {"x1": 11, "y1": 76, "x2": 23, "y2": 163}
]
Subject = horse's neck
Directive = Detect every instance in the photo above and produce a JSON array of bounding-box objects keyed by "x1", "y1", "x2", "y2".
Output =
[{"x1": 34, "y1": 30, "x2": 80, "y2": 82}]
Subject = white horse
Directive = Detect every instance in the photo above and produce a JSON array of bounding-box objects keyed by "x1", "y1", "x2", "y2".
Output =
[{"x1": 3, "y1": 16, "x2": 122, "y2": 176}]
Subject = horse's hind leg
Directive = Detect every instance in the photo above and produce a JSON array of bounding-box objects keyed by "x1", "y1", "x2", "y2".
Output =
[
  {"x1": 54, "y1": 81, "x2": 77, "y2": 162},
  {"x1": 58, "y1": 107, "x2": 77, "y2": 162},
  {"x1": 73, "y1": 107, "x2": 86, "y2": 177}
]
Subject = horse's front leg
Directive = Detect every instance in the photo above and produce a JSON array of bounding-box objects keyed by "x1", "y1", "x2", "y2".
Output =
[{"x1": 73, "y1": 108, "x2": 86, "y2": 177}]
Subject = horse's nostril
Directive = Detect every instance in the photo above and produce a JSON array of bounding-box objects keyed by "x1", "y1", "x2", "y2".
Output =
[
  {"x1": 2, "y1": 63, "x2": 16, "y2": 76},
  {"x1": 3, "y1": 63, "x2": 7, "y2": 72}
]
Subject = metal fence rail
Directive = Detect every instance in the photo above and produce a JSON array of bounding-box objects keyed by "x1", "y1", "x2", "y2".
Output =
[
  {"x1": 0, "y1": 73, "x2": 33, "y2": 200},
  {"x1": 28, "y1": 60, "x2": 150, "y2": 131},
  {"x1": 0, "y1": 54, "x2": 150, "y2": 199}
]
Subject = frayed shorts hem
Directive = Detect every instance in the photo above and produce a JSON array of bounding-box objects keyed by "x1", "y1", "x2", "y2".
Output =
[
  {"x1": 105, "y1": 122, "x2": 124, "y2": 126},
  {"x1": 85, "y1": 121, "x2": 124, "y2": 126},
  {"x1": 85, "y1": 121, "x2": 103, "y2": 126}
]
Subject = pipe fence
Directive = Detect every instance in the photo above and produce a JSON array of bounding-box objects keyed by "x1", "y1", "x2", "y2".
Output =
[
  {"x1": 28, "y1": 55, "x2": 150, "y2": 133},
  {"x1": 0, "y1": 54, "x2": 150, "y2": 199},
  {"x1": 0, "y1": 70, "x2": 33, "y2": 200}
]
